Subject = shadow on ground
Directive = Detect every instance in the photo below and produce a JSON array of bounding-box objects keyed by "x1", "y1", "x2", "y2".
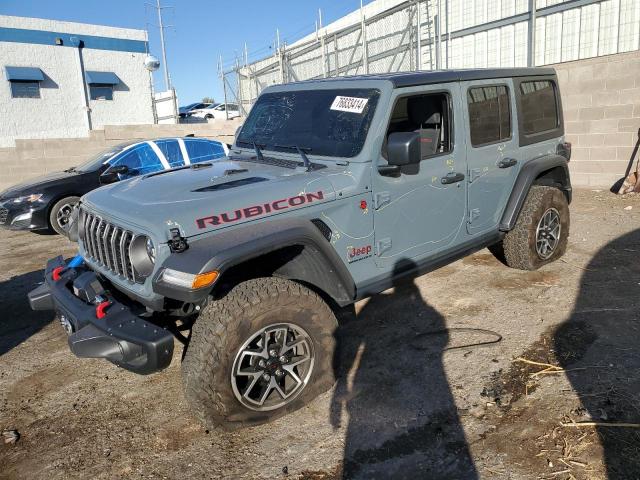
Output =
[
  {"x1": 330, "y1": 260, "x2": 478, "y2": 480},
  {"x1": 555, "y1": 228, "x2": 640, "y2": 478},
  {"x1": 0, "y1": 269, "x2": 54, "y2": 356}
]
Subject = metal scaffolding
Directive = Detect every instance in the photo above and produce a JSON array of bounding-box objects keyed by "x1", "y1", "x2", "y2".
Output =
[{"x1": 220, "y1": 0, "x2": 640, "y2": 117}]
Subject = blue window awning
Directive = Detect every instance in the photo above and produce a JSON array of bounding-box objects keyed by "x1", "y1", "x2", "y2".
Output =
[
  {"x1": 85, "y1": 71, "x2": 120, "y2": 85},
  {"x1": 5, "y1": 66, "x2": 44, "y2": 81}
]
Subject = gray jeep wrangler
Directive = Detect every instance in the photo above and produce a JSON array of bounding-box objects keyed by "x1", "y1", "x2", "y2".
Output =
[{"x1": 29, "y1": 67, "x2": 571, "y2": 429}]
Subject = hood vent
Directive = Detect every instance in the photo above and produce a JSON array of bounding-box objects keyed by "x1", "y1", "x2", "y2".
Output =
[{"x1": 193, "y1": 176, "x2": 269, "y2": 192}]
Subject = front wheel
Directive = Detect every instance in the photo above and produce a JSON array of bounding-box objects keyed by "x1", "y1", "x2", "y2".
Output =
[
  {"x1": 49, "y1": 196, "x2": 80, "y2": 235},
  {"x1": 496, "y1": 185, "x2": 569, "y2": 270},
  {"x1": 182, "y1": 277, "x2": 338, "y2": 429}
]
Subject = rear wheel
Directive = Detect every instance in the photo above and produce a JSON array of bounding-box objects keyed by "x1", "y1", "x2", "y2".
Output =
[
  {"x1": 182, "y1": 277, "x2": 338, "y2": 429},
  {"x1": 495, "y1": 185, "x2": 569, "y2": 270},
  {"x1": 49, "y1": 196, "x2": 80, "y2": 235}
]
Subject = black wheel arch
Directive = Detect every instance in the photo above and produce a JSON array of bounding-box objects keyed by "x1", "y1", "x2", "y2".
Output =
[
  {"x1": 500, "y1": 154, "x2": 571, "y2": 232},
  {"x1": 154, "y1": 217, "x2": 356, "y2": 307}
]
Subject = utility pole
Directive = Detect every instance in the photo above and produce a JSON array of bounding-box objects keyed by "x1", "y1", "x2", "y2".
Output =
[{"x1": 154, "y1": 0, "x2": 171, "y2": 91}]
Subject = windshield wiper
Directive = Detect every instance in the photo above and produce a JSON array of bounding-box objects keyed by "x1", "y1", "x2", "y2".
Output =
[
  {"x1": 252, "y1": 142, "x2": 265, "y2": 163},
  {"x1": 64, "y1": 167, "x2": 77, "y2": 173},
  {"x1": 274, "y1": 144, "x2": 312, "y2": 171}
]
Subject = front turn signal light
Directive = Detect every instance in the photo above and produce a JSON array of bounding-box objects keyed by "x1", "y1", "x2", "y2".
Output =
[
  {"x1": 159, "y1": 268, "x2": 219, "y2": 290},
  {"x1": 192, "y1": 271, "x2": 219, "y2": 289}
]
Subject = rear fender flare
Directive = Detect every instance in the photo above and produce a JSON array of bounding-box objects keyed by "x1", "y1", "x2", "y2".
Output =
[{"x1": 500, "y1": 155, "x2": 571, "y2": 232}]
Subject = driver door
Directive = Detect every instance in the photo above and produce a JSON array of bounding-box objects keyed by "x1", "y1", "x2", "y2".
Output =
[{"x1": 373, "y1": 84, "x2": 467, "y2": 270}]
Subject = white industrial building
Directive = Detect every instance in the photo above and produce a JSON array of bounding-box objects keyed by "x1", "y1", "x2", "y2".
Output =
[
  {"x1": 226, "y1": 0, "x2": 640, "y2": 188},
  {"x1": 230, "y1": 0, "x2": 640, "y2": 110},
  {"x1": 0, "y1": 15, "x2": 156, "y2": 147}
]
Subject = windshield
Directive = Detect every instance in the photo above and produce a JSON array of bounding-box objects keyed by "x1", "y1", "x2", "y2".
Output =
[
  {"x1": 237, "y1": 88, "x2": 380, "y2": 158},
  {"x1": 75, "y1": 145, "x2": 128, "y2": 172}
]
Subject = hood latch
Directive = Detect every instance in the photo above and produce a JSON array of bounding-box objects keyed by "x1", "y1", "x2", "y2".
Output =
[{"x1": 168, "y1": 228, "x2": 189, "y2": 253}]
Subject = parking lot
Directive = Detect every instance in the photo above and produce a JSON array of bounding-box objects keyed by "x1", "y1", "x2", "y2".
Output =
[{"x1": 0, "y1": 188, "x2": 639, "y2": 479}]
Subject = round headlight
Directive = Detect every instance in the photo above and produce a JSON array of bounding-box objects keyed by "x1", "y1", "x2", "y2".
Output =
[{"x1": 129, "y1": 235, "x2": 155, "y2": 278}]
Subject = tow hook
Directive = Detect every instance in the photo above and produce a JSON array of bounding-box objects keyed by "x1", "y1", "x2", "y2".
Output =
[{"x1": 168, "y1": 228, "x2": 188, "y2": 253}]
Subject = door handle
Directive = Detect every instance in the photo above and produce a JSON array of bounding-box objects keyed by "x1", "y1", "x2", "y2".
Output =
[
  {"x1": 441, "y1": 172, "x2": 465, "y2": 184},
  {"x1": 497, "y1": 158, "x2": 518, "y2": 168}
]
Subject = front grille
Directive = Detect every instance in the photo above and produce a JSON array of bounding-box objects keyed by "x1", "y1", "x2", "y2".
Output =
[
  {"x1": 0, "y1": 207, "x2": 7, "y2": 225},
  {"x1": 79, "y1": 208, "x2": 137, "y2": 283}
]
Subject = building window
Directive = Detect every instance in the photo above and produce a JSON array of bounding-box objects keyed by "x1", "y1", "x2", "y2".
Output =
[
  {"x1": 467, "y1": 85, "x2": 511, "y2": 147},
  {"x1": 10, "y1": 81, "x2": 40, "y2": 99},
  {"x1": 89, "y1": 84, "x2": 114, "y2": 101}
]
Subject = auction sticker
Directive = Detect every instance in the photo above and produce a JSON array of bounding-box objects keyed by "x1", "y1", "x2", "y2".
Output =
[{"x1": 330, "y1": 96, "x2": 369, "y2": 114}]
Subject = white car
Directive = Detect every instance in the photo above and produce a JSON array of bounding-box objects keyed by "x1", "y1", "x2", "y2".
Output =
[{"x1": 192, "y1": 103, "x2": 241, "y2": 120}]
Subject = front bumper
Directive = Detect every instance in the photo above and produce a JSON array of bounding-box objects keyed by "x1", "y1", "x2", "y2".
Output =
[
  {"x1": 0, "y1": 199, "x2": 48, "y2": 230},
  {"x1": 28, "y1": 256, "x2": 174, "y2": 374}
]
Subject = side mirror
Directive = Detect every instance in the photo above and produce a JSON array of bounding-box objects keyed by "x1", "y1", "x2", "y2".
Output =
[
  {"x1": 380, "y1": 132, "x2": 421, "y2": 174},
  {"x1": 99, "y1": 165, "x2": 128, "y2": 184}
]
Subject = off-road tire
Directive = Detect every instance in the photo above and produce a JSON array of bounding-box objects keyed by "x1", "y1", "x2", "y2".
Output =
[
  {"x1": 498, "y1": 185, "x2": 569, "y2": 270},
  {"x1": 49, "y1": 196, "x2": 80, "y2": 235},
  {"x1": 182, "y1": 277, "x2": 338, "y2": 430}
]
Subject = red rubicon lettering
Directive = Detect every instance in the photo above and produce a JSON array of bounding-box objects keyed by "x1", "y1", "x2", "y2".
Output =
[
  {"x1": 243, "y1": 206, "x2": 263, "y2": 218},
  {"x1": 221, "y1": 210, "x2": 242, "y2": 223},
  {"x1": 272, "y1": 199, "x2": 289, "y2": 210},
  {"x1": 289, "y1": 195, "x2": 305, "y2": 206},
  {"x1": 196, "y1": 215, "x2": 222, "y2": 229},
  {"x1": 195, "y1": 190, "x2": 325, "y2": 229},
  {"x1": 306, "y1": 191, "x2": 324, "y2": 202}
]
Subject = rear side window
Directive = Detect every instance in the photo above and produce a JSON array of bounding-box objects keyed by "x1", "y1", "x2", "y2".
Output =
[
  {"x1": 155, "y1": 139, "x2": 184, "y2": 167},
  {"x1": 519, "y1": 80, "x2": 559, "y2": 135},
  {"x1": 467, "y1": 85, "x2": 511, "y2": 147},
  {"x1": 185, "y1": 139, "x2": 227, "y2": 164}
]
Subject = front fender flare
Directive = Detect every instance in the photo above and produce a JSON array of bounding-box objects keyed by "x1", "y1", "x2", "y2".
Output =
[{"x1": 153, "y1": 218, "x2": 355, "y2": 306}]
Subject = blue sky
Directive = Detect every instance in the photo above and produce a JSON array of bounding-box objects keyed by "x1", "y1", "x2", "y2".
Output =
[{"x1": 1, "y1": 0, "x2": 373, "y2": 105}]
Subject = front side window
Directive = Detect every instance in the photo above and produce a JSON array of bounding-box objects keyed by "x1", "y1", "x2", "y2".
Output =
[
  {"x1": 185, "y1": 139, "x2": 227, "y2": 164},
  {"x1": 237, "y1": 88, "x2": 380, "y2": 158},
  {"x1": 109, "y1": 143, "x2": 164, "y2": 179},
  {"x1": 155, "y1": 139, "x2": 184, "y2": 167},
  {"x1": 90, "y1": 84, "x2": 113, "y2": 101},
  {"x1": 519, "y1": 80, "x2": 559, "y2": 135},
  {"x1": 11, "y1": 81, "x2": 40, "y2": 98},
  {"x1": 467, "y1": 85, "x2": 511, "y2": 147},
  {"x1": 384, "y1": 92, "x2": 452, "y2": 160}
]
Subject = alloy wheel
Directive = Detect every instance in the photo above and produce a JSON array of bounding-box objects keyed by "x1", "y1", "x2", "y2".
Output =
[
  {"x1": 535, "y1": 207, "x2": 561, "y2": 259},
  {"x1": 56, "y1": 202, "x2": 77, "y2": 232},
  {"x1": 231, "y1": 323, "x2": 315, "y2": 411}
]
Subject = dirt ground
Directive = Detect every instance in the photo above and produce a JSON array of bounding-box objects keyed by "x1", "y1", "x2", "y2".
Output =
[{"x1": 1, "y1": 188, "x2": 640, "y2": 480}]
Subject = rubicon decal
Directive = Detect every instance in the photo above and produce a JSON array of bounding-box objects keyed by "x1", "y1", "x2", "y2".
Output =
[
  {"x1": 347, "y1": 245, "x2": 373, "y2": 263},
  {"x1": 196, "y1": 191, "x2": 325, "y2": 229}
]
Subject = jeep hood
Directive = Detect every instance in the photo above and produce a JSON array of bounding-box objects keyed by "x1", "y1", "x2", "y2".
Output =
[{"x1": 82, "y1": 157, "x2": 339, "y2": 238}]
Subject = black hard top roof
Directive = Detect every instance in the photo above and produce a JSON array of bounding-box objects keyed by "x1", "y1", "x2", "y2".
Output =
[{"x1": 298, "y1": 67, "x2": 557, "y2": 88}]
